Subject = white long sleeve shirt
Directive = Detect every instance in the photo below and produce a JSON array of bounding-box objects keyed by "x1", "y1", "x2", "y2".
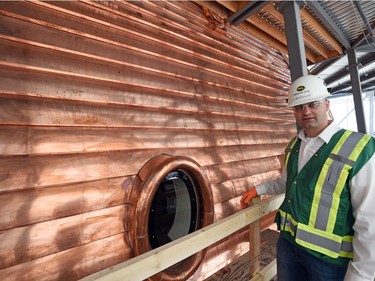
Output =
[{"x1": 256, "y1": 121, "x2": 375, "y2": 281}]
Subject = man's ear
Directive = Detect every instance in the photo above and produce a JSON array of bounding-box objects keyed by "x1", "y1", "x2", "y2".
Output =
[{"x1": 325, "y1": 99, "x2": 330, "y2": 110}]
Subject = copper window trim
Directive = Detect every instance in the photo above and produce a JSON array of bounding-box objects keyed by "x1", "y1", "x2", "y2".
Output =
[{"x1": 130, "y1": 154, "x2": 214, "y2": 281}]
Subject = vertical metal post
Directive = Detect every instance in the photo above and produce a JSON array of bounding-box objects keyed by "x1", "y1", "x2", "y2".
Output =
[
  {"x1": 370, "y1": 91, "x2": 374, "y2": 136},
  {"x1": 279, "y1": 1, "x2": 308, "y2": 82},
  {"x1": 347, "y1": 48, "x2": 367, "y2": 133}
]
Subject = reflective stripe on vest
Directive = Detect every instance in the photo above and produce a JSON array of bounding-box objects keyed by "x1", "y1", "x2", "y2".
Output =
[
  {"x1": 279, "y1": 210, "x2": 354, "y2": 259},
  {"x1": 282, "y1": 131, "x2": 371, "y2": 259},
  {"x1": 279, "y1": 209, "x2": 297, "y2": 235},
  {"x1": 309, "y1": 131, "x2": 371, "y2": 232},
  {"x1": 284, "y1": 136, "x2": 298, "y2": 166}
]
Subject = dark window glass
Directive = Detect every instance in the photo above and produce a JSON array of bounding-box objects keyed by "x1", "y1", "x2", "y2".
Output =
[{"x1": 149, "y1": 169, "x2": 200, "y2": 249}]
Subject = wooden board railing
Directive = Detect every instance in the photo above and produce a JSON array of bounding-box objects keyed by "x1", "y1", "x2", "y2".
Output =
[
  {"x1": 80, "y1": 195, "x2": 285, "y2": 281},
  {"x1": 249, "y1": 197, "x2": 262, "y2": 277}
]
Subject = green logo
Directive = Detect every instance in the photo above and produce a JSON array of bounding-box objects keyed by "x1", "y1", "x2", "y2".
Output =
[{"x1": 297, "y1": 86, "x2": 305, "y2": 91}]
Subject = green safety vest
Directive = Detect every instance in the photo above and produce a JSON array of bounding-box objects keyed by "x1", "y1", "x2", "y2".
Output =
[{"x1": 276, "y1": 129, "x2": 375, "y2": 267}]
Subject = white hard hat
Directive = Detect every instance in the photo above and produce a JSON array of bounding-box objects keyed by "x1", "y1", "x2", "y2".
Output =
[{"x1": 287, "y1": 75, "x2": 330, "y2": 107}]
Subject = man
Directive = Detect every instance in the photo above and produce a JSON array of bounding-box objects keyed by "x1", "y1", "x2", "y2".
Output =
[{"x1": 241, "y1": 75, "x2": 375, "y2": 281}]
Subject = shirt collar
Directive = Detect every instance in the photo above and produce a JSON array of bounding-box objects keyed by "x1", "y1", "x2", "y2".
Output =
[{"x1": 298, "y1": 121, "x2": 341, "y2": 144}]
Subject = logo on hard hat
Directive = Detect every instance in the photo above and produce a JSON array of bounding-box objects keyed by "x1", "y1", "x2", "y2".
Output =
[{"x1": 297, "y1": 86, "x2": 305, "y2": 91}]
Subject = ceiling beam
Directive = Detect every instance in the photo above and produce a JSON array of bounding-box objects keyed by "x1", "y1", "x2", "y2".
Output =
[
  {"x1": 353, "y1": 1, "x2": 375, "y2": 37},
  {"x1": 195, "y1": 1, "x2": 290, "y2": 56},
  {"x1": 299, "y1": 8, "x2": 343, "y2": 54},
  {"x1": 309, "y1": 55, "x2": 344, "y2": 74},
  {"x1": 353, "y1": 21, "x2": 375, "y2": 48},
  {"x1": 227, "y1": 1, "x2": 257, "y2": 23},
  {"x1": 238, "y1": 21, "x2": 290, "y2": 55},
  {"x1": 357, "y1": 42, "x2": 375, "y2": 52},
  {"x1": 219, "y1": 1, "x2": 317, "y2": 62},
  {"x1": 220, "y1": 1, "x2": 288, "y2": 46},
  {"x1": 194, "y1": 1, "x2": 230, "y2": 18},
  {"x1": 263, "y1": 4, "x2": 331, "y2": 60},
  {"x1": 330, "y1": 69, "x2": 375, "y2": 94},
  {"x1": 325, "y1": 53, "x2": 375, "y2": 85},
  {"x1": 227, "y1": 1, "x2": 268, "y2": 26},
  {"x1": 304, "y1": 1, "x2": 351, "y2": 50},
  {"x1": 362, "y1": 77, "x2": 375, "y2": 92},
  {"x1": 197, "y1": 0, "x2": 374, "y2": 78}
]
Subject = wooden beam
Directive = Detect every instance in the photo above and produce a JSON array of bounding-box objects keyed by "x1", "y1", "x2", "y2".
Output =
[
  {"x1": 262, "y1": 5, "x2": 331, "y2": 60},
  {"x1": 195, "y1": 0, "x2": 287, "y2": 56},
  {"x1": 249, "y1": 197, "x2": 261, "y2": 277},
  {"x1": 216, "y1": 1, "x2": 317, "y2": 63},
  {"x1": 300, "y1": 8, "x2": 343, "y2": 54},
  {"x1": 249, "y1": 259, "x2": 277, "y2": 281},
  {"x1": 236, "y1": 21, "x2": 289, "y2": 55},
  {"x1": 218, "y1": 1, "x2": 287, "y2": 44}
]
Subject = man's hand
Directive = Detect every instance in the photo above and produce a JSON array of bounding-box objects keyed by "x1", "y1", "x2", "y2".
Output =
[{"x1": 240, "y1": 187, "x2": 257, "y2": 209}]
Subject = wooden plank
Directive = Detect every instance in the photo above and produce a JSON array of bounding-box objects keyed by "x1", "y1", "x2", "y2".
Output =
[
  {"x1": 0, "y1": 205, "x2": 126, "y2": 269},
  {"x1": 249, "y1": 197, "x2": 262, "y2": 278},
  {"x1": 249, "y1": 259, "x2": 277, "y2": 281},
  {"x1": 190, "y1": 227, "x2": 250, "y2": 280},
  {"x1": 80, "y1": 195, "x2": 285, "y2": 281},
  {"x1": 202, "y1": 229, "x2": 277, "y2": 281},
  {"x1": 260, "y1": 211, "x2": 278, "y2": 231},
  {"x1": 0, "y1": 233, "x2": 132, "y2": 281}
]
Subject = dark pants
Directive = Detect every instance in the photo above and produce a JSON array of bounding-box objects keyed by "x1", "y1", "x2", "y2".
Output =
[{"x1": 276, "y1": 236, "x2": 347, "y2": 281}]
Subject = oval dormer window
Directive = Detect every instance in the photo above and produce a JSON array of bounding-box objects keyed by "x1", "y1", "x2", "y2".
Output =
[{"x1": 149, "y1": 170, "x2": 199, "y2": 249}]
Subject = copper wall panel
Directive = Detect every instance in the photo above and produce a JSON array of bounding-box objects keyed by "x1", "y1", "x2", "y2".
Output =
[{"x1": 0, "y1": 1, "x2": 296, "y2": 280}]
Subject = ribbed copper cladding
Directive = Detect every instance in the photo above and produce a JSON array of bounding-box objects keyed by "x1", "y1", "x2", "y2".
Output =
[{"x1": 0, "y1": 1, "x2": 295, "y2": 280}]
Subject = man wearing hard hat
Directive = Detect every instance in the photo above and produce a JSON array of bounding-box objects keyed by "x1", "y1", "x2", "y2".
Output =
[{"x1": 241, "y1": 75, "x2": 375, "y2": 281}]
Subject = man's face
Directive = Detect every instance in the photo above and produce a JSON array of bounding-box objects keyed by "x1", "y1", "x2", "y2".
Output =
[{"x1": 293, "y1": 99, "x2": 330, "y2": 137}]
